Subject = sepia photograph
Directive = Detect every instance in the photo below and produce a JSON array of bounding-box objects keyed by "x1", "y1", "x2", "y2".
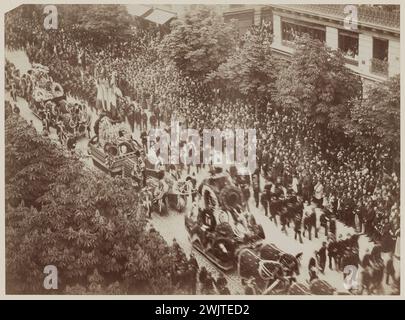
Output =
[{"x1": 3, "y1": 2, "x2": 401, "y2": 297}]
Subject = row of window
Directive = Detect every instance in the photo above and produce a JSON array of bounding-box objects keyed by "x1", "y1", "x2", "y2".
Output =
[
  {"x1": 280, "y1": 20, "x2": 389, "y2": 63},
  {"x1": 224, "y1": 10, "x2": 391, "y2": 76}
]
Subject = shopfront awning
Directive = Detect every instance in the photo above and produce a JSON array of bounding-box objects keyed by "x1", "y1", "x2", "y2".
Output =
[
  {"x1": 126, "y1": 4, "x2": 152, "y2": 18},
  {"x1": 144, "y1": 9, "x2": 176, "y2": 25}
]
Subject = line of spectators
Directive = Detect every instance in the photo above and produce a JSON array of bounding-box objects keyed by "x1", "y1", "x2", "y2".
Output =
[{"x1": 6, "y1": 6, "x2": 399, "y2": 261}]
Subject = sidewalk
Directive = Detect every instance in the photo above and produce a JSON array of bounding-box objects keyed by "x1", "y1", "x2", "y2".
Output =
[{"x1": 7, "y1": 49, "x2": 399, "y2": 295}]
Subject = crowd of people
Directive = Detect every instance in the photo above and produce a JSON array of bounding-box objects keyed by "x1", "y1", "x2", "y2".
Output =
[
  {"x1": 168, "y1": 238, "x2": 233, "y2": 294},
  {"x1": 170, "y1": 237, "x2": 274, "y2": 295},
  {"x1": 5, "y1": 6, "x2": 400, "y2": 294}
]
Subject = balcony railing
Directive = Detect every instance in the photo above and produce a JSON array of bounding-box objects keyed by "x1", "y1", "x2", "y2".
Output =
[
  {"x1": 272, "y1": 5, "x2": 400, "y2": 30},
  {"x1": 281, "y1": 39, "x2": 295, "y2": 48},
  {"x1": 344, "y1": 56, "x2": 359, "y2": 66},
  {"x1": 370, "y1": 58, "x2": 389, "y2": 77}
]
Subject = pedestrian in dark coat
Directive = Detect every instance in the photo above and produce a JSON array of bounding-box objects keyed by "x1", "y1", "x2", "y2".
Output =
[
  {"x1": 141, "y1": 110, "x2": 148, "y2": 131},
  {"x1": 317, "y1": 242, "x2": 327, "y2": 273},
  {"x1": 187, "y1": 265, "x2": 198, "y2": 295},
  {"x1": 199, "y1": 266, "x2": 208, "y2": 285},
  {"x1": 202, "y1": 272, "x2": 215, "y2": 294},
  {"x1": 135, "y1": 106, "x2": 141, "y2": 131},
  {"x1": 141, "y1": 131, "x2": 148, "y2": 152},
  {"x1": 310, "y1": 208, "x2": 318, "y2": 238},
  {"x1": 243, "y1": 277, "x2": 257, "y2": 295},
  {"x1": 214, "y1": 274, "x2": 230, "y2": 295},
  {"x1": 154, "y1": 105, "x2": 161, "y2": 127},
  {"x1": 328, "y1": 239, "x2": 338, "y2": 270},
  {"x1": 385, "y1": 253, "x2": 396, "y2": 285},
  {"x1": 252, "y1": 171, "x2": 260, "y2": 208},
  {"x1": 335, "y1": 235, "x2": 345, "y2": 271},
  {"x1": 269, "y1": 196, "x2": 280, "y2": 226},
  {"x1": 261, "y1": 182, "x2": 272, "y2": 217},
  {"x1": 362, "y1": 249, "x2": 372, "y2": 269},
  {"x1": 280, "y1": 206, "x2": 288, "y2": 235},
  {"x1": 303, "y1": 209, "x2": 312, "y2": 240},
  {"x1": 150, "y1": 113, "x2": 157, "y2": 129},
  {"x1": 218, "y1": 285, "x2": 231, "y2": 295},
  {"x1": 329, "y1": 216, "x2": 337, "y2": 236},
  {"x1": 320, "y1": 211, "x2": 330, "y2": 236},
  {"x1": 127, "y1": 104, "x2": 135, "y2": 133},
  {"x1": 308, "y1": 254, "x2": 318, "y2": 282},
  {"x1": 294, "y1": 212, "x2": 303, "y2": 243}
]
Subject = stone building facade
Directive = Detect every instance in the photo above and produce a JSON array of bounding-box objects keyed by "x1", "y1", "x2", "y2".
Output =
[{"x1": 223, "y1": 4, "x2": 400, "y2": 83}]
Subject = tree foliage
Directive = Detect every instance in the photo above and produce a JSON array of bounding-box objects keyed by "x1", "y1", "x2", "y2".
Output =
[
  {"x1": 276, "y1": 35, "x2": 362, "y2": 129},
  {"x1": 6, "y1": 115, "x2": 184, "y2": 294},
  {"x1": 347, "y1": 75, "x2": 400, "y2": 150},
  {"x1": 208, "y1": 30, "x2": 280, "y2": 102},
  {"x1": 76, "y1": 4, "x2": 132, "y2": 35},
  {"x1": 5, "y1": 115, "x2": 78, "y2": 208},
  {"x1": 55, "y1": 4, "x2": 95, "y2": 28},
  {"x1": 159, "y1": 7, "x2": 237, "y2": 78}
]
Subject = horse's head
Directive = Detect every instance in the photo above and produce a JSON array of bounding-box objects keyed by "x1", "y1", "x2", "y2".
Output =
[{"x1": 281, "y1": 252, "x2": 302, "y2": 276}]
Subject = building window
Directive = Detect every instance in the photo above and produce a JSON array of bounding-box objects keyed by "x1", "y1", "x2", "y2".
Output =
[
  {"x1": 371, "y1": 37, "x2": 389, "y2": 76},
  {"x1": 372, "y1": 37, "x2": 388, "y2": 60},
  {"x1": 281, "y1": 20, "x2": 325, "y2": 46},
  {"x1": 260, "y1": 7, "x2": 272, "y2": 26},
  {"x1": 338, "y1": 30, "x2": 359, "y2": 58}
]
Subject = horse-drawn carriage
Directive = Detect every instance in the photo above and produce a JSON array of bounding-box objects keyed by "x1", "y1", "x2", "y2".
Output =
[
  {"x1": 27, "y1": 63, "x2": 64, "y2": 106},
  {"x1": 185, "y1": 168, "x2": 265, "y2": 271},
  {"x1": 37, "y1": 99, "x2": 90, "y2": 139},
  {"x1": 27, "y1": 63, "x2": 90, "y2": 140},
  {"x1": 263, "y1": 279, "x2": 312, "y2": 295},
  {"x1": 237, "y1": 242, "x2": 303, "y2": 294},
  {"x1": 309, "y1": 278, "x2": 337, "y2": 295},
  {"x1": 144, "y1": 171, "x2": 169, "y2": 216},
  {"x1": 143, "y1": 162, "x2": 196, "y2": 216},
  {"x1": 88, "y1": 115, "x2": 142, "y2": 176}
]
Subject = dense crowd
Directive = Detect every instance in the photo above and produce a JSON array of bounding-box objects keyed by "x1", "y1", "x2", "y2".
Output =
[
  {"x1": 5, "y1": 7, "x2": 400, "y2": 294},
  {"x1": 5, "y1": 8, "x2": 161, "y2": 118},
  {"x1": 168, "y1": 238, "x2": 235, "y2": 294}
]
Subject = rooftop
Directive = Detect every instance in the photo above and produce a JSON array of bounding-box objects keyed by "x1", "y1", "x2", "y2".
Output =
[
  {"x1": 270, "y1": 4, "x2": 400, "y2": 32},
  {"x1": 126, "y1": 4, "x2": 177, "y2": 25}
]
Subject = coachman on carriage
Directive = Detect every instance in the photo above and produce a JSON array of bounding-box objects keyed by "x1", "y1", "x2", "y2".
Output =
[
  {"x1": 27, "y1": 63, "x2": 90, "y2": 141},
  {"x1": 88, "y1": 114, "x2": 142, "y2": 176},
  {"x1": 143, "y1": 161, "x2": 196, "y2": 216},
  {"x1": 185, "y1": 167, "x2": 265, "y2": 271}
]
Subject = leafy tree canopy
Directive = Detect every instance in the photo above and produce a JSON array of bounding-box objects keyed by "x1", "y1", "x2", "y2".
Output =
[
  {"x1": 5, "y1": 115, "x2": 80, "y2": 208},
  {"x1": 74, "y1": 4, "x2": 132, "y2": 35},
  {"x1": 209, "y1": 29, "x2": 280, "y2": 103},
  {"x1": 12, "y1": 4, "x2": 131, "y2": 32},
  {"x1": 159, "y1": 6, "x2": 238, "y2": 78},
  {"x1": 6, "y1": 115, "x2": 185, "y2": 294},
  {"x1": 347, "y1": 74, "x2": 400, "y2": 151},
  {"x1": 276, "y1": 35, "x2": 362, "y2": 130}
]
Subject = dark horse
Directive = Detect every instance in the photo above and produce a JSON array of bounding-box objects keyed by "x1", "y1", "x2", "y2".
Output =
[{"x1": 259, "y1": 243, "x2": 303, "y2": 276}]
